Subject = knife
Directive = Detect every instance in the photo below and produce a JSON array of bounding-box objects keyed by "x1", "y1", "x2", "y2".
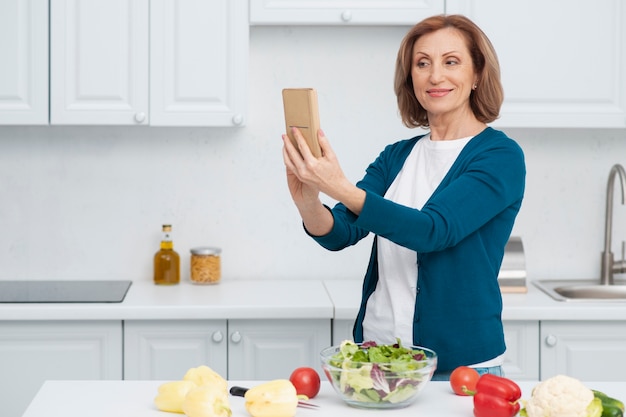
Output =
[{"x1": 229, "y1": 386, "x2": 319, "y2": 409}]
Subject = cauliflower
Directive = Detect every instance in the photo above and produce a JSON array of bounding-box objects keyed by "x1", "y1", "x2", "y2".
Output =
[{"x1": 524, "y1": 375, "x2": 602, "y2": 417}]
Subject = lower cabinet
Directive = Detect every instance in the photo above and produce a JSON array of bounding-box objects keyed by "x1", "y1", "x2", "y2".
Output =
[
  {"x1": 332, "y1": 318, "x2": 355, "y2": 346},
  {"x1": 124, "y1": 319, "x2": 228, "y2": 379},
  {"x1": 332, "y1": 319, "x2": 540, "y2": 380},
  {"x1": 540, "y1": 321, "x2": 626, "y2": 381},
  {"x1": 227, "y1": 319, "x2": 330, "y2": 380},
  {"x1": 5, "y1": 316, "x2": 626, "y2": 417},
  {"x1": 124, "y1": 319, "x2": 331, "y2": 380},
  {"x1": 0, "y1": 320, "x2": 122, "y2": 417},
  {"x1": 502, "y1": 321, "x2": 539, "y2": 380}
]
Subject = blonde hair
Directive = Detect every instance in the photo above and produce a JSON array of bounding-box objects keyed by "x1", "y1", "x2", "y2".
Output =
[{"x1": 394, "y1": 14, "x2": 503, "y2": 128}]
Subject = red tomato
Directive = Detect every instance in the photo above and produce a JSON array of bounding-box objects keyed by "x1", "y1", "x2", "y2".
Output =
[
  {"x1": 289, "y1": 367, "x2": 321, "y2": 399},
  {"x1": 449, "y1": 366, "x2": 480, "y2": 396}
]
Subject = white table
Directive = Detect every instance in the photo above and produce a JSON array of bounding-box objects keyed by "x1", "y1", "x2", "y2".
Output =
[{"x1": 21, "y1": 379, "x2": 626, "y2": 417}]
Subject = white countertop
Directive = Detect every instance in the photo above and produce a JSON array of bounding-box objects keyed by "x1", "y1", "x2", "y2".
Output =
[
  {"x1": 0, "y1": 280, "x2": 334, "y2": 321},
  {"x1": 22, "y1": 379, "x2": 626, "y2": 417},
  {"x1": 324, "y1": 279, "x2": 626, "y2": 321},
  {"x1": 1, "y1": 278, "x2": 626, "y2": 322}
]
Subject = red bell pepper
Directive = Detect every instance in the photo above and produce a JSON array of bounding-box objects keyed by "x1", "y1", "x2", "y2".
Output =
[{"x1": 472, "y1": 374, "x2": 522, "y2": 417}]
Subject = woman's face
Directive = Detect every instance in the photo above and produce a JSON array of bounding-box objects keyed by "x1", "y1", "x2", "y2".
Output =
[{"x1": 411, "y1": 27, "x2": 478, "y2": 122}]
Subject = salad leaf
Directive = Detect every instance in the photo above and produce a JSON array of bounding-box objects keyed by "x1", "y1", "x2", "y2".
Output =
[
  {"x1": 371, "y1": 364, "x2": 390, "y2": 393},
  {"x1": 339, "y1": 362, "x2": 373, "y2": 393},
  {"x1": 327, "y1": 339, "x2": 434, "y2": 405},
  {"x1": 384, "y1": 383, "x2": 419, "y2": 403}
]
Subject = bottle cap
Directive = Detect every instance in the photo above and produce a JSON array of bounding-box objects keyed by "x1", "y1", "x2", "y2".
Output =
[{"x1": 190, "y1": 247, "x2": 221, "y2": 256}]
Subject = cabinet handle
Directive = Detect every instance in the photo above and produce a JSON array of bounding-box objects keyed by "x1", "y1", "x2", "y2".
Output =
[
  {"x1": 341, "y1": 10, "x2": 352, "y2": 22},
  {"x1": 212, "y1": 331, "x2": 224, "y2": 343},
  {"x1": 545, "y1": 334, "x2": 557, "y2": 347},
  {"x1": 232, "y1": 114, "x2": 244, "y2": 125},
  {"x1": 134, "y1": 112, "x2": 146, "y2": 123},
  {"x1": 230, "y1": 331, "x2": 242, "y2": 343}
]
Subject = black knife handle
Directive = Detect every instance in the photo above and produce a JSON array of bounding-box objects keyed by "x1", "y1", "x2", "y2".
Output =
[{"x1": 229, "y1": 386, "x2": 249, "y2": 397}]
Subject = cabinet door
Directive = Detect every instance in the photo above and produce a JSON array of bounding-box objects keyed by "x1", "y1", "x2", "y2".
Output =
[
  {"x1": 50, "y1": 0, "x2": 149, "y2": 125},
  {"x1": 446, "y1": 0, "x2": 626, "y2": 128},
  {"x1": 250, "y1": 0, "x2": 445, "y2": 25},
  {"x1": 502, "y1": 321, "x2": 539, "y2": 380},
  {"x1": 332, "y1": 319, "x2": 355, "y2": 345},
  {"x1": 541, "y1": 321, "x2": 626, "y2": 381},
  {"x1": 0, "y1": 0, "x2": 48, "y2": 125},
  {"x1": 0, "y1": 320, "x2": 122, "y2": 417},
  {"x1": 150, "y1": 0, "x2": 248, "y2": 126},
  {"x1": 228, "y1": 319, "x2": 331, "y2": 380},
  {"x1": 124, "y1": 320, "x2": 228, "y2": 380}
]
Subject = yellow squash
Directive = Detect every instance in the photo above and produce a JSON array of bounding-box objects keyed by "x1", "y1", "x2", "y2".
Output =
[
  {"x1": 244, "y1": 379, "x2": 298, "y2": 417},
  {"x1": 183, "y1": 365, "x2": 228, "y2": 392},
  {"x1": 154, "y1": 380, "x2": 197, "y2": 413},
  {"x1": 182, "y1": 384, "x2": 232, "y2": 417}
]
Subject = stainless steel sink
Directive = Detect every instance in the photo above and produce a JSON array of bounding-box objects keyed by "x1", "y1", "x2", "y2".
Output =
[
  {"x1": 534, "y1": 279, "x2": 626, "y2": 302},
  {"x1": 537, "y1": 165, "x2": 626, "y2": 302}
]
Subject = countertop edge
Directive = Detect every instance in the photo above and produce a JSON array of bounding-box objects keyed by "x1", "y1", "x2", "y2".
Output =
[{"x1": 2, "y1": 278, "x2": 626, "y2": 321}]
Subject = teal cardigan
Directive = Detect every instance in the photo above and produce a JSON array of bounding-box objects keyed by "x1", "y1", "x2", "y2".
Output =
[{"x1": 311, "y1": 127, "x2": 526, "y2": 372}]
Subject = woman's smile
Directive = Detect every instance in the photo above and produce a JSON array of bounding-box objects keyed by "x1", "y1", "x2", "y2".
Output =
[{"x1": 426, "y1": 88, "x2": 453, "y2": 97}]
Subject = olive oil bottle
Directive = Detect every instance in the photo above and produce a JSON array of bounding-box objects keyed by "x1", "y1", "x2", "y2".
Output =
[{"x1": 154, "y1": 224, "x2": 180, "y2": 285}]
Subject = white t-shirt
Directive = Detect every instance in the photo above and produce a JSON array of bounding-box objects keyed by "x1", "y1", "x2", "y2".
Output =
[{"x1": 361, "y1": 133, "x2": 504, "y2": 367}]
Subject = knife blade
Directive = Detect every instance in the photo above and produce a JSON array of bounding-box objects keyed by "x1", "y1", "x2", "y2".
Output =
[{"x1": 229, "y1": 386, "x2": 319, "y2": 409}]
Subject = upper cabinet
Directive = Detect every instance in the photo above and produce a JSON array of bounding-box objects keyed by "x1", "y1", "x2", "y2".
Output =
[
  {"x1": 50, "y1": 0, "x2": 150, "y2": 125},
  {"x1": 3, "y1": 1, "x2": 625, "y2": 128},
  {"x1": 252, "y1": 0, "x2": 626, "y2": 128},
  {"x1": 446, "y1": 0, "x2": 626, "y2": 128},
  {"x1": 0, "y1": 0, "x2": 49, "y2": 125},
  {"x1": 149, "y1": 0, "x2": 248, "y2": 126},
  {"x1": 250, "y1": 0, "x2": 445, "y2": 25},
  {"x1": 3, "y1": 0, "x2": 248, "y2": 126}
]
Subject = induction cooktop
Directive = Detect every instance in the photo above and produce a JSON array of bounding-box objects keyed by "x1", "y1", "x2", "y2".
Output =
[{"x1": 0, "y1": 280, "x2": 133, "y2": 303}]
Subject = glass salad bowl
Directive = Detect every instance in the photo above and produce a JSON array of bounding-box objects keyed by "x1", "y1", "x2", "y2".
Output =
[{"x1": 320, "y1": 341, "x2": 437, "y2": 409}]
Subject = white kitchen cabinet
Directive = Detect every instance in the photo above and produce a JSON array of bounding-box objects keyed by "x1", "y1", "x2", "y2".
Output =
[
  {"x1": 0, "y1": 320, "x2": 122, "y2": 417},
  {"x1": 332, "y1": 318, "x2": 355, "y2": 345},
  {"x1": 250, "y1": 0, "x2": 444, "y2": 25},
  {"x1": 228, "y1": 319, "x2": 330, "y2": 380},
  {"x1": 124, "y1": 319, "x2": 331, "y2": 380},
  {"x1": 502, "y1": 320, "x2": 539, "y2": 380},
  {"x1": 540, "y1": 321, "x2": 626, "y2": 381},
  {"x1": 331, "y1": 319, "x2": 539, "y2": 380},
  {"x1": 44, "y1": 0, "x2": 247, "y2": 126},
  {"x1": 50, "y1": 0, "x2": 149, "y2": 125},
  {"x1": 446, "y1": 0, "x2": 626, "y2": 128},
  {"x1": 124, "y1": 320, "x2": 228, "y2": 380},
  {"x1": 0, "y1": 0, "x2": 48, "y2": 125},
  {"x1": 150, "y1": 0, "x2": 248, "y2": 126}
]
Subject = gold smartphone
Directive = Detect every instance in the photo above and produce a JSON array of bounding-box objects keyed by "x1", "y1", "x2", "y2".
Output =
[{"x1": 282, "y1": 88, "x2": 322, "y2": 157}]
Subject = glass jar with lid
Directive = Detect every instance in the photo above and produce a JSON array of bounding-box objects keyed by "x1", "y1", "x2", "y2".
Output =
[{"x1": 190, "y1": 247, "x2": 221, "y2": 284}]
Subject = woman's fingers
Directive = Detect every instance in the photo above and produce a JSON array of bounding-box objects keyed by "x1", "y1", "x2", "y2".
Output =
[
  {"x1": 291, "y1": 127, "x2": 316, "y2": 159},
  {"x1": 316, "y1": 129, "x2": 334, "y2": 159}
]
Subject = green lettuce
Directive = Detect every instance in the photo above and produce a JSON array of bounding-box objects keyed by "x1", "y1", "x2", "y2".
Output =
[{"x1": 327, "y1": 340, "x2": 432, "y2": 405}]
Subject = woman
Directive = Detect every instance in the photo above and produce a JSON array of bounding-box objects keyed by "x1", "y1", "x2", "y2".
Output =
[{"x1": 282, "y1": 14, "x2": 525, "y2": 379}]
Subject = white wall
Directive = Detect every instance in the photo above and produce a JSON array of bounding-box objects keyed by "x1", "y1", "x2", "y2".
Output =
[{"x1": 0, "y1": 26, "x2": 624, "y2": 283}]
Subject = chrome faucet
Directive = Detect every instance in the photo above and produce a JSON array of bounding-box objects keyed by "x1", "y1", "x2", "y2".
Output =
[{"x1": 601, "y1": 163, "x2": 626, "y2": 285}]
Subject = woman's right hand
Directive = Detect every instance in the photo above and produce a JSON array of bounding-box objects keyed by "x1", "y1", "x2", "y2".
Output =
[
  {"x1": 282, "y1": 128, "x2": 334, "y2": 236},
  {"x1": 285, "y1": 163, "x2": 320, "y2": 206},
  {"x1": 282, "y1": 133, "x2": 321, "y2": 207}
]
